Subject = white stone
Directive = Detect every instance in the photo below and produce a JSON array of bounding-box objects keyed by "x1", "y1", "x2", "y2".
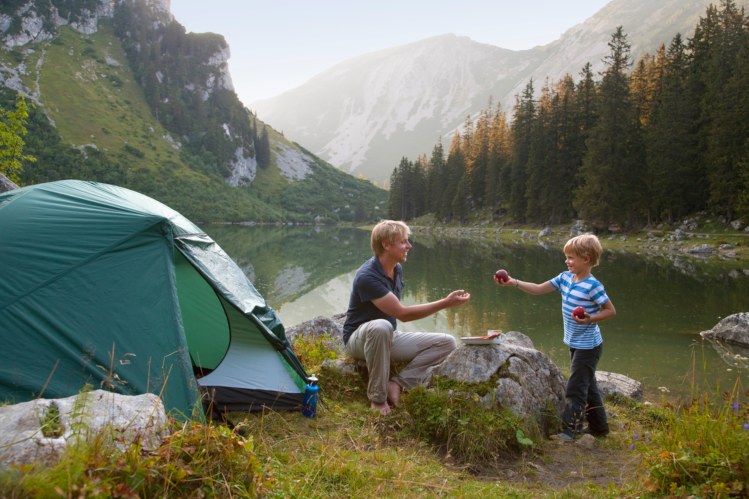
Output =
[{"x1": 0, "y1": 390, "x2": 168, "y2": 468}]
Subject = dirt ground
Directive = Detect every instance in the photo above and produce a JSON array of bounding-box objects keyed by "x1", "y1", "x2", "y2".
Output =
[{"x1": 471, "y1": 433, "x2": 643, "y2": 492}]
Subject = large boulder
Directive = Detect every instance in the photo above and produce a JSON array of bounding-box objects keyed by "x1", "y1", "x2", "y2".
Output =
[
  {"x1": 432, "y1": 331, "x2": 566, "y2": 430},
  {"x1": 700, "y1": 312, "x2": 749, "y2": 348},
  {"x1": 0, "y1": 390, "x2": 168, "y2": 468},
  {"x1": 700, "y1": 312, "x2": 749, "y2": 370}
]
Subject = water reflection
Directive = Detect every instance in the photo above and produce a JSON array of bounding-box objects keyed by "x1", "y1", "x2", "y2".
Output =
[{"x1": 204, "y1": 225, "x2": 749, "y2": 401}]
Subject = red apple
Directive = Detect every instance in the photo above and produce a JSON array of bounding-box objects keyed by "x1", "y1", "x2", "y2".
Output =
[
  {"x1": 572, "y1": 306, "x2": 586, "y2": 319},
  {"x1": 494, "y1": 269, "x2": 510, "y2": 283}
]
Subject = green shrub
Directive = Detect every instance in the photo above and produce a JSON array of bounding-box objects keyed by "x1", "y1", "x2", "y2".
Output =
[
  {"x1": 389, "y1": 385, "x2": 535, "y2": 467},
  {"x1": 292, "y1": 333, "x2": 339, "y2": 373}
]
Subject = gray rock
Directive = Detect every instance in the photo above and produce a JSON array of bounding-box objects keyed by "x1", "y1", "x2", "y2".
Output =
[
  {"x1": 433, "y1": 331, "x2": 566, "y2": 430},
  {"x1": 285, "y1": 314, "x2": 345, "y2": 352},
  {"x1": 0, "y1": 390, "x2": 167, "y2": 468},
  {"x1": 700, "y1": 312, "x2": 749, "y2": 348},
  {"x1": 0, "y1": 173, "x2": 18, "y2": 193},
  {"x1": 570, "y1": 220, "x2": 588, "y2": 237},
  {"x1": 686, "y1": 244, "x2": 714, "y2": 255},
  {"x1": 596, "y1": 370, "x2": 643, "y2": 401},
  {"x1": 576, "y1": 433, "x2": 597, "y2": 448},
  {"x1": 699, "y1": 313, "x2": 749, "y2": 369}
]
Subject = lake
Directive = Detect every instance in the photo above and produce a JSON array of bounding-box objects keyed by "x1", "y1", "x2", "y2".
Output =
[{"x1": 204, "y1": 224, "x2": 749, "y2": 401}]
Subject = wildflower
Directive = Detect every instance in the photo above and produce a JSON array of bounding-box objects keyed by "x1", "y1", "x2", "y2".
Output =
[
  {"x1": 743, "y1": 422, "x2": 749, "y2": 431},
  {"x1": 658, "y1": 386, "x2": 669, "y2": 393},
  {"x1": 633, "y1": 433, "x2": 640, "y2": 440},
  {"x1": 733, "y1": 402, "x2": 740, "y2": 411},
  {"x1": 629, "y1": 443, "x2": 635, "y2": 450}
]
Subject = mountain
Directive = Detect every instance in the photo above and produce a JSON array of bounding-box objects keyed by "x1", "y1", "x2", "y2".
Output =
[
  {"x1": 252, "y1": 0, "x2": 746, "y2": 186},
  {"x1": 0, "y1": 0, "x2": 387, "y2": 223}
]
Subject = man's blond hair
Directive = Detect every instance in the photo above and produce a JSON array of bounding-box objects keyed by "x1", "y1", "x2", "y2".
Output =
[
  {"x1": 564, "y1": 233, "x2": 603, "y2": 267},
  {"x1": 371, "y1": 220, "x2": 410, "y2": 256}
]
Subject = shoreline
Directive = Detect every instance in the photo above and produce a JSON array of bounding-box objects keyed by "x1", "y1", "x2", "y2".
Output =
[{"x1": 408, "y1": 221, "x2": 749, "y2": 265}]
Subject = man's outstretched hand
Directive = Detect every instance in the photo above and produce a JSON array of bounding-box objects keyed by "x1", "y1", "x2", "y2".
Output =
[{"x1": 446, "y1": 289, "x2": 471, "y2": 307}]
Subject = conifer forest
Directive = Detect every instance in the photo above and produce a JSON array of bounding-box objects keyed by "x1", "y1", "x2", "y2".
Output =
[{"x1": 388, "y1": 2, "x2": 749, "y2": 229}]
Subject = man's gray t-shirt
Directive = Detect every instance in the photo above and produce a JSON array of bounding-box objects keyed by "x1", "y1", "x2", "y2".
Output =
[{"x1": 342, "y1": 256, "x2": 404, "y2": 344}]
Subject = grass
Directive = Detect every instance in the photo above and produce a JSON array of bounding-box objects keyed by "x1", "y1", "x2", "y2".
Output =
[
  {"x1": 639, "y1": 380, "x2": 749, "y2": 497},
  {"x1": 2, "y1": 334, "x2": 747, "y2": 498},
  {"x1": 39, "y1": 24, "x2": 183, "y2": 172}
]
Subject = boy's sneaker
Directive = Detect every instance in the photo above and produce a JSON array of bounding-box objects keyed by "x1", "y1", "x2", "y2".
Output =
[{"x1": 551, "y1": 431, "x2": 576, "y2": 442}]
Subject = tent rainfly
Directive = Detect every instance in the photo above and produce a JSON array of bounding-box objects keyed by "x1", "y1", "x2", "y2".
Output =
[{"x1": 0, "y1": 180, "x2": 310, "y2": 418}]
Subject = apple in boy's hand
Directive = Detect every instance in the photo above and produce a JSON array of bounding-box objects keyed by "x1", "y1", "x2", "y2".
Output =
[
  {"x1": 572, "y1": 306, "x2": 586, "y2": 319},
  {"x1": 494, "y1": 269, "x2": 510, "y2": 283}
]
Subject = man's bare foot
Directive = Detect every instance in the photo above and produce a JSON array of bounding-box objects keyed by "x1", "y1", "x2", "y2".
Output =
[
  {"x1": 371, "y1": 400, "x2": 390, "y2": 415},
  {"x1": 387, "y1": 381, "x2": 402, "y2": 407}
]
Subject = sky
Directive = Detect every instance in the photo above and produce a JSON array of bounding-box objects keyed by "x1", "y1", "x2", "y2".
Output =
[{"x1": 170, "y1": 1, "x2": 611, "y2": 106}]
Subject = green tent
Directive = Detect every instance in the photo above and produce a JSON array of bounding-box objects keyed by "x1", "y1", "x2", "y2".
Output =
[{"x1": 0, "y1": 180, "x2": 309, "y2": 418}]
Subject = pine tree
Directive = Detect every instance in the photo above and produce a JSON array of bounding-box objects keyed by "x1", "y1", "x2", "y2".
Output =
[
  {"x1": 388, "y1": 159, "x2": 405, "y2": 219},
  {"x1": 256, "y1": 125, "x2": 271, "y2": 168},
  {"x1": 645, "y1": 33, "x2": 703, "y2": 222},
  {"x1": 442, "y1": 131, "x2": 466, "y2": 222},
  {"x1": 694, "y1": 0, "x2": 749, "y2": 219},
  {"x1": 468, "y1": 108, "x2": 491, "y2": 209},
  {"x1": 426, "y1": 140, "x2": 446, "y2": 215},
  {"x1": 509, "y1": 81, "x2": 535, "y2": 221},
  {"x1": 574, "y1": 27, "x2": 647, "y2": 227},
  {"x1": 484, "y1": 103, "x2": 511, "y2": 214},
  {"x1": 629, "y1": 49, "x2": 664, "y2": 128},
  {"x1": 551, "y1": 75, "x2": 584, "y2": 224},
  {"x1": 525, "y1": 80, "x2": 555, "y2": 222}
]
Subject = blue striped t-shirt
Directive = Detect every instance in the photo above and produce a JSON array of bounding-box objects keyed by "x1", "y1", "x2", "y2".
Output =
[{"x1": 549, "y1": 271, "x2": 609, "y2": 349}]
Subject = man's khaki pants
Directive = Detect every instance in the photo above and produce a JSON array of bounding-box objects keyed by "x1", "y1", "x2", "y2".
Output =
[{"x1": 345, "y1": 319, "x2": 457, "y2": 404}]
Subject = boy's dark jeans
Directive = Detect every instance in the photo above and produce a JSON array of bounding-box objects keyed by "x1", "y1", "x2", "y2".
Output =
[{"x1": 563, "y1": 344, "x2": 609, "y2": 436}]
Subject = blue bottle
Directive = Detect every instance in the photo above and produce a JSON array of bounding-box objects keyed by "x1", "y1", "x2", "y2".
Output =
[{"x1": 302, "y1": 375, "x2": 319, "y2": 418}]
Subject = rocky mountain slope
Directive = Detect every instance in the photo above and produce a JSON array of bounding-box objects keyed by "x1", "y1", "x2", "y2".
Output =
[
  {"x1": 0, "y1": 0, "x2": 387, "y2": 223},
  {"x1": 253, "y1": 0, "x2": 745, "y2": 186}
]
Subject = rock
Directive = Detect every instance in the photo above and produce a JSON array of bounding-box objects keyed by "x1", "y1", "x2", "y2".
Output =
[
  {"x1": 0, "y1": 390, "x2": 168, "y2": 468},
  {"x1": 286, "y1": 314, "x2": 345, "y2": 353},
  {"x1": 685, "y1": 244, "x2": 713, "y2": 255},
  {"x1": 700, "y1": 312, "x2": 749, "y2": 348},
  {"x1": 596, "y1": 371, "x2": 643, "y2": 401},
  {"x1": 699, "y1": 313, "x2": 749, "y2": 369},
  {"x1": 576, "y1": 433, "x2": 597, "y2": 448},
  {"x1": 0, "y1": 173, "x2": 18, "y2": 193},
  {"x1": 432, "y1": 331, "x2": 566, "y2": 431},
  {"x1": 570, "y1": 220, "x2": 588, "y2": 237}
]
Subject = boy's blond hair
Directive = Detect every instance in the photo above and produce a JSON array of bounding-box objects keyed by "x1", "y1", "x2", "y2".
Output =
[
  {"x1": 371, "y1": 220, "x2": 410, "y2": 256},
  {"x1": 564, "y1": 233, "x2": 603, "y2": 267}
]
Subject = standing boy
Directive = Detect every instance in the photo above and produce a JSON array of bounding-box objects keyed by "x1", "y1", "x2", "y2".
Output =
[
  {"x1": 494, "y1": 233, "x2": 616, "y2": 440},
  {"x1": 343, "y1": 220, "x2": 470, "y2": 415}
]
